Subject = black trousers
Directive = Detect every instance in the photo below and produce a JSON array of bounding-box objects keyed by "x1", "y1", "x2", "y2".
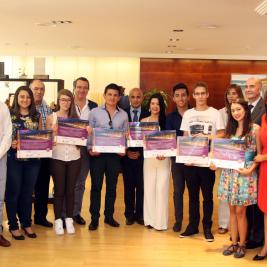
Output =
[
  {"x1": 89, "y1": 154, "x2": 121, "y2": 222},
  {"x1": 246, "y1": 204, "x2": 264, "y2": 244},
  {"x1": 50, "y1": 158, "x2": 81, "y2": 219},
  {"x1": 184, "y1": 166, "x2": 215, "y2": 230},
  {"x1": 171, "y1": 158, "x2": 186, "y2": 227},
  {"x1": 34, "y1": 158, "x2": 51, "y2": 222},
  {"x1": 122, "y1": 156, "x2": 144, "y2": 220}
]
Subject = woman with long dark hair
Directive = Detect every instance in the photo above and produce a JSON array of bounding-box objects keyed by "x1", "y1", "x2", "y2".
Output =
[
  {"x1": 46, "y1": 89, "x2": 81, "y2": 235},
  {"x1": 253, "y1": 94, "x2": 267, "y2": 261},
  {"x1": 5, "y1": 86, "x2": 41, "y2": 240},
  {"x1": 216, "y1": 99, "x2": 261, "y2": 258},
  {"x1": 218, "y1": 84, "x2": 244, "y2": 234},
  {"x1": 141, "y1": 93, "x2": 171, "y2": 230}
]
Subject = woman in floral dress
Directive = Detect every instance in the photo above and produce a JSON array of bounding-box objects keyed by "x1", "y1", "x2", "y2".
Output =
[{"x1": 215, "y1": 99, "x2": 261, "y2": 258}]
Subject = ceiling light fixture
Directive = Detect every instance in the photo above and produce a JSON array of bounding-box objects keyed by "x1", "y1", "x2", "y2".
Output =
[
  {"x1": 169, "y1": 38, "x2": 179, "y2": 42},
  {"x1": 168, "y1": 45, "x2": 177, "y2": 48},
  {"x1": 199, "y1": 24, "x2": 219, "y2": 29},
  {"x1": 255, "y1": 0, "x2": 267, "y2": 16},
  {"x1": 173, "y1": 29, "x2": 184, "y2": 32},
  {"x1": 37, "y1": 20, "x2": 72, "y2": 26}
]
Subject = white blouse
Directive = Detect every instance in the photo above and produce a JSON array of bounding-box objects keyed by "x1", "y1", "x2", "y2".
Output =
[{"x1": 52, "y1": 112, "x2": 80, "y2": 162}]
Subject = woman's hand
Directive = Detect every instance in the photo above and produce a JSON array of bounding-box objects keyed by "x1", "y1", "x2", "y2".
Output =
[
  {"x1": 11, "y1": 140, "x2": 17, "y2": 149},
  {"x1": 237, "y1": 167, "x2": 252, "y2": 176},
  {"x1": 156, "y1": 155, "x2": 165, "y2": 160},
  {"x1": 254, "y1": 154, "x2": 267, "y2": 163},
  {"x1": 88, "y1": 149, "x2": 100, "y2": 157},
  {"x1": 209, "y1": 162, "x2": 217, "y2": 171},
  {"x1": 117, "y1": 152, "x2": 126, "y2": 157}
]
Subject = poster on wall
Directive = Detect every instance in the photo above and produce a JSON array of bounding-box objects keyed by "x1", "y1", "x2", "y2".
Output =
[{"x1": 231, "y1": 74, "x2": 267, "y2": 99}]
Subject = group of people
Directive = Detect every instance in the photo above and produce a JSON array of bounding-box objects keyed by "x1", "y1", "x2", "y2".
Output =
[{"x1": 0, "y1": 76, "x2": 266, "y2": 262}]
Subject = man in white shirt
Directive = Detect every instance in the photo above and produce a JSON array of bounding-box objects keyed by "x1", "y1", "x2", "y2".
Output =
[
  {"x1": 180, "y1": 82, "x2": 224, "y2": 242},
  {"x1": 0, "y1": 101, "x2": 12, "y2": 247},
  {"x1": 72, "y1": 77, "x2": 97, "y2": 225}
]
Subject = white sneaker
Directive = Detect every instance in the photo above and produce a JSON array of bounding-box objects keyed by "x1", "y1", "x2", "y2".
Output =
[
  {"x1": 54, "y1": 219, "x2": 64, "y2": 235},
  {"x1": 65, "y1": 218, "x2": 75, "y2": 234}
]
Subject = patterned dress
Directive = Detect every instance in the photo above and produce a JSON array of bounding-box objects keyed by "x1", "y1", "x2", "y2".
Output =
[{"x1": 217, "y1": 124, "x2": 258, "y2": 206}]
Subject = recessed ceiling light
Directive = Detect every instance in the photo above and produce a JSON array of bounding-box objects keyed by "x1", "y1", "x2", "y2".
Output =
[
  {"x1": 165, "y1": 51, "x2": 174, "y2": 54},
  {"x1": 36, "y1": 20, "x2": 72, "y2": 27},
  {"x1": 173, "y1": 29, "x2": 184, "y2": 32},
  {"x1": 255, "y1": 0, "x2": 267, "y2": 16},
  {"x1": 168, "y1": 45, "x2": 177, "y2": 48},
  {"x1": 199, "y1": 24, "x2": 219, "y2": 29},
  {"x1": 169, "y1": 38, "x2": 179, "y2": 42}
]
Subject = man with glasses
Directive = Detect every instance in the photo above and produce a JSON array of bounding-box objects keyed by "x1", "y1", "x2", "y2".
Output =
[
  {"x1": 180, "y1": 82, "x2": 224, "y2": 242},
  {"x1": 87, "y1": 83, "x2": 128, "y2": 230}
]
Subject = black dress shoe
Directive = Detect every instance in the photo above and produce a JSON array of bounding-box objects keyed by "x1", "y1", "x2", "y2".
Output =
[
  {"x1": 9, "y1": 230, "x2": 25, "y2": 240},
  {"x1": 88, "y1": 221, "x2": 98, "y2": 231},
  {"x1": 35, "y1": 219, "x2": 53, "y2": 228},
  {"x1": 246, "y1": 241, "x2": 263, "y2": 249},
  {"x1": 104, "y1": 218, "x2": 120, "y2": 227},
  {"x1": 172, "y1": 222, "x2": 181, "y2": 232},
  {"x1": 126, "y1": 218, "x2": 135, "y2": 225},
  {"x1": 253, "y1": 254, "x2": 266, "y2": 261},
  {"x1": 136, "y1": 218, "x2": 144, "y2": 225},
  {"x1": 73, "y1": 214, "x2": 86, "y2": 225},
  {"x1": 22, "y1": 227, "x2": 37, "y2": 239},
  {"x1": 146, "y1": 225, "x2": 153, "y2": 229}
]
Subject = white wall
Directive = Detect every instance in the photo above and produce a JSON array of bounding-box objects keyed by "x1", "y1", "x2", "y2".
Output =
[{"x1": 0, "y1": 56, "x2": 140, "y2": 105}]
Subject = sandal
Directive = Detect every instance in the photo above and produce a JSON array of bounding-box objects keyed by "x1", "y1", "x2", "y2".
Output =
[
  {"x1": 223, "y1": 243, "x2": 239, "y2": 256},
  {"x1": 234, "y1": 245, "x2": 246, "y2": 258}
]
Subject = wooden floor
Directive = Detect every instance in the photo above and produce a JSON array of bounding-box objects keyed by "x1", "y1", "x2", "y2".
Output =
[{"x1": 0, "y1": 174, "x2": 264, "y2": 267}]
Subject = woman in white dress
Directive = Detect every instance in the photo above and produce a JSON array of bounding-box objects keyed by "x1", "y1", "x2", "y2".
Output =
[{"x1": 142, "y1": 93, "x2": 171, "y2": 230}]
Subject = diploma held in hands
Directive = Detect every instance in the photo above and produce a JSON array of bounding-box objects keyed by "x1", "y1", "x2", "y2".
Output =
[
  {"x1": 128, "y1": 122, "x2": 159, "y2": 147},
  {"x1": 210, "y1": 138, "x2": 245, "y2": 170},
  {"x1": 17, "y1": 130, "x2": 53, "y2": 158},
  {"x1": 56, "y1": 118, "x2": 88, "y2": 146},
  {"x1": 176, "y1": 136, "x2": 209, "y2": 165},
  {"x1": 92, "y1": 128, "x2": 126, "y2": 153},
  {"x1": 143, "y1": 130, "x2": 177, "y2": 158}
]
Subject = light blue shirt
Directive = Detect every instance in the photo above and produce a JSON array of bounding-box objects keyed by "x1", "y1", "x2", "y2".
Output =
[{"x1": 87, "y1": 105, "x2": 128, "y2": 148}]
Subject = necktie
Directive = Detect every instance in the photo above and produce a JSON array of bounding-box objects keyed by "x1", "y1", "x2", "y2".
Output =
[
  {"x1": 248, "y1": 104, "x2": 254, "y2": 111},
  {"x1": 133, "y1": 109, "x2": 138, "y2": 122}
]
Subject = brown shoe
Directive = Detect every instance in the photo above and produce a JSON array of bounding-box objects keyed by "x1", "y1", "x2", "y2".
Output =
[
  {"x1": 0, "y1": 234, "x2": 11, "y2": 247},
  {"x1": 218, "y1": 227, "x2": 228, "y2": 234}
]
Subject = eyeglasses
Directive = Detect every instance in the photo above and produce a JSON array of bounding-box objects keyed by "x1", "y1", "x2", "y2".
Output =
[
  {"x1": 109, "y1": 120, "x2": 113, "y2": 129},
  {"x1": 59, "y1": 98, "x2": 71, "y2": 103}
]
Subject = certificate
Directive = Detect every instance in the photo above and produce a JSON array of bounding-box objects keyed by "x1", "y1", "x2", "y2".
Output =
[
  {"x1": 17, "y1": 130, "x2": 53, "y2": 158},
  {"x1": 56, "y1": 118, "x2": 88, "y2": 146},
  {"x1": 92, "y1": 128, "x2": 126, "y2": 153},
  {"x1": 127, "y1": 122, "x2": 160, "y2": 147},
  {"x1": 210, "y1": 138, "x2": 245, "y2": 169},
  {"x1": 176, "y1": 136, "x2": 209, "y2": 165},
  {"x1": 143, "y1": 130, "x2": 177, "y2": 158}
]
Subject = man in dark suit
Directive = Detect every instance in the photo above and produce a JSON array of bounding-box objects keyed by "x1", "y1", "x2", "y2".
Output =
[
  {"x1": 122, "y1": 88, "x2": 149, "y2": 225},
  {"x1": 245, "y1": 77, "x2": 265, "y2": 249}
]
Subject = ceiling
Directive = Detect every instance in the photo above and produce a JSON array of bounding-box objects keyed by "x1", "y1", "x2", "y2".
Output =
[{"x1": 1, "y1": 0, "x2": 267, "y2": 59}]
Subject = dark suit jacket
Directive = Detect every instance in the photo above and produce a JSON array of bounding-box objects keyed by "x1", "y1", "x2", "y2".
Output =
[
  {"x1": 125, "y1": 107, "x2": 149, "y2": 154},
  {"x1": 251, "y1": 97, "x2": 265, "y2": 126},
  {"x1": 88, "y1": 99, "x2": 98, "y2": 110}
]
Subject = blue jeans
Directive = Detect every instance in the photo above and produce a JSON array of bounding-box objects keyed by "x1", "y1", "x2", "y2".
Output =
[{"x1": 5, "y1": 152, "x2": 40, "y2": 230}]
